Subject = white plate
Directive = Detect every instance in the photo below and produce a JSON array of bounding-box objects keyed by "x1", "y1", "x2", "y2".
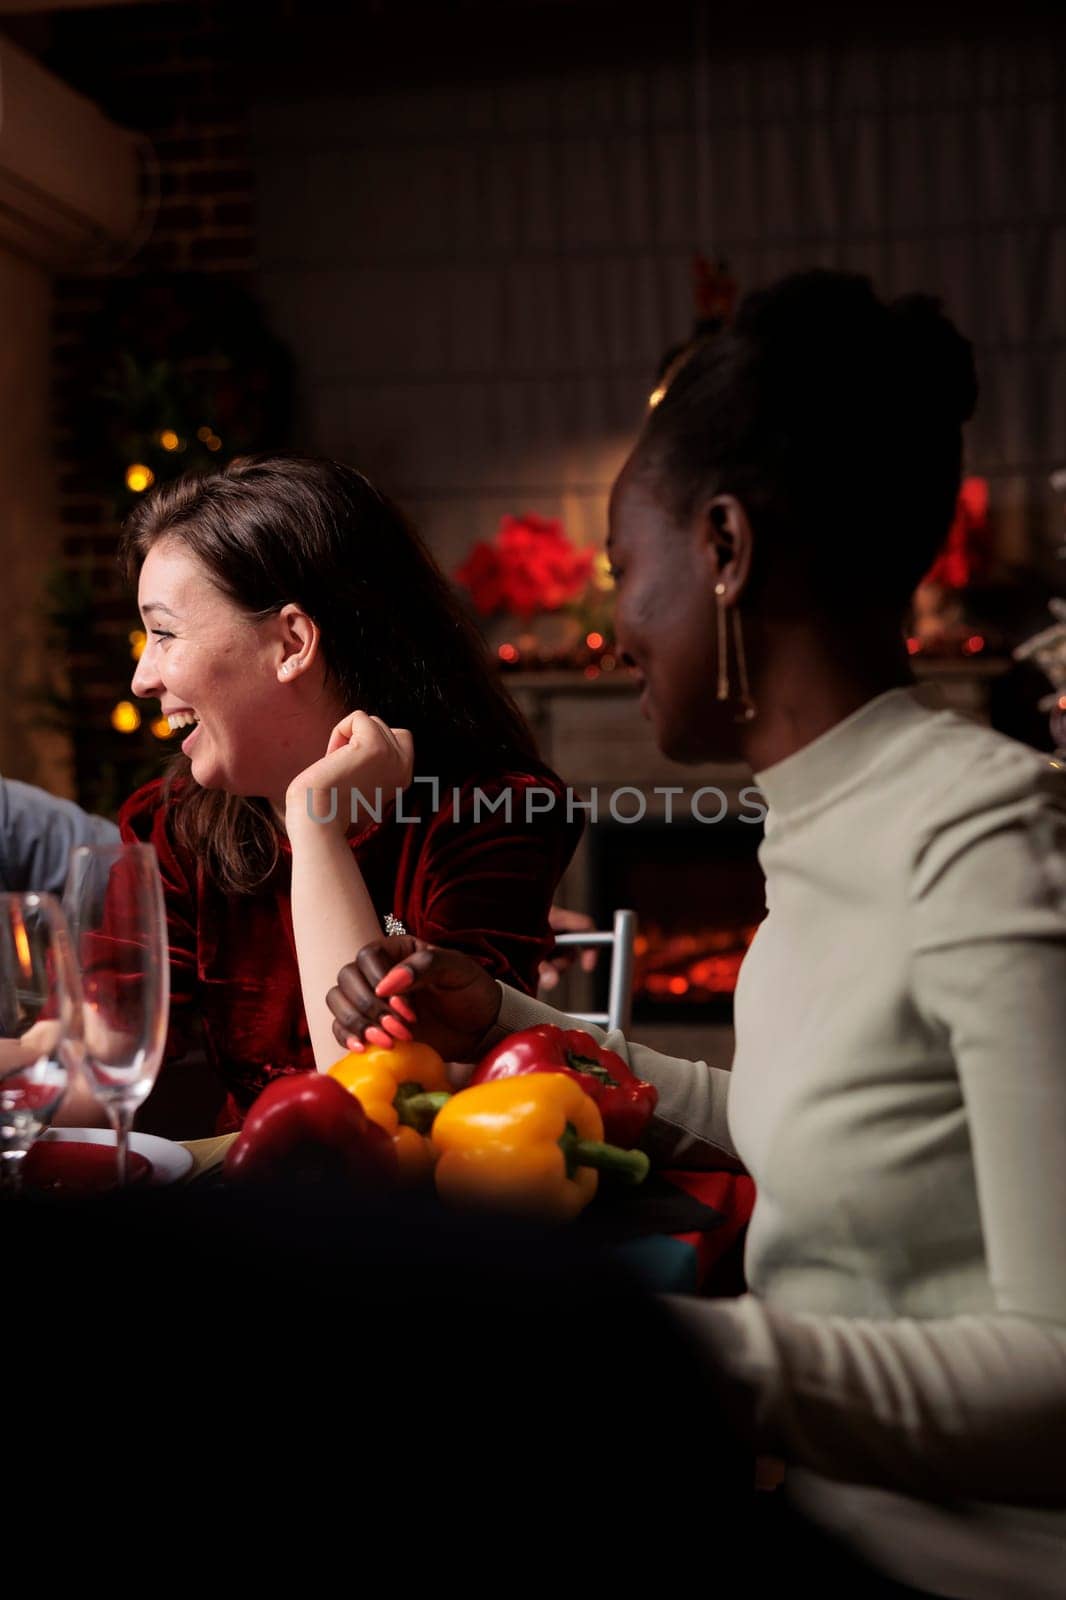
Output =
[{"x1": 40, "y1": 1128, "x2": 193, "y2": 1187}]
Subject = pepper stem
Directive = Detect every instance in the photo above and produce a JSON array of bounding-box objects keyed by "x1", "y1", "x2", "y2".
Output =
[
  {"x1": 566, "y1": 1053, "x2": 620, "y2": 1087},
  {"x1": 559, "y1": 1123, "x2": 649, "y2": 1186},
  {"x1": 395, "y1": 1084, "x2": 451, "y2": 1134}
]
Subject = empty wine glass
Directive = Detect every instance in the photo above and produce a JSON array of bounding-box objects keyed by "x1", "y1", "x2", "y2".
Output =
[
  {"x1": 0, "y1": 892, "x2": 83, "y2": 1191},
  {"x1": 63, "y1": 843, "x2": 169, "y2": 1187}
]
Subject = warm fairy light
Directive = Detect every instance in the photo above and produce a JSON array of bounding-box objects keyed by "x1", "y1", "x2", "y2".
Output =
[
  {"x1": 125, "y1": 464, "x2": 155, "y2": 493},
  {"x1": 600, "y1": 653, "x2": 616, "y2": 671},
  {"x1": 648, "y1": 384, "x2": 667, "y2": 409},
  {"x1": 668, "y1": 976, "x2": 690, "y2": 995},
  {"x1": 197, "y1": 426, "x2": 222, "y2": 452},
  {"x1": 159, "y1": 430, "x2": 181, "y2": 452},
  {"x1": 906, "y1": 637, "x2": 921, "y2": 655},
  {"x1": 110, "y1": 700, "x2": 141, "y2": 733},
  {"x1": 586, "y1": 631, "x2": 604, "y2": 651},
  {"x1": 584, "y1": 664, "x2": 600, "y2": 679},
  {"x1": 963, "y1": 635, "x2": 986, "y2": 655},
  {"x1": 128, "y1": 628, "x2": 146, "y2": 661},
  {"x1": 497, "y1": 642, "x2": 519, "y2": 664},
  {"x1": 150, "y1": 716, "x2": 173, "y2": 740}
]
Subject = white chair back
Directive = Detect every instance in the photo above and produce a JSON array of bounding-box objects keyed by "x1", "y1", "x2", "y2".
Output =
[{"x1": 551, "y1": 908, "x2": 636, "y2": 1035}]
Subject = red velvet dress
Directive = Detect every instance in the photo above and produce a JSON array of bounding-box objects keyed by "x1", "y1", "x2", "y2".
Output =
[{"x1": 119, "y1": 767, "x2": 582, "y2": 1129}]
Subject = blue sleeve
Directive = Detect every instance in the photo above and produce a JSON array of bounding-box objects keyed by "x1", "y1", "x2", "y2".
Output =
[{"x1": 0, "y1": 778, "x2": 121, "y2": 896}]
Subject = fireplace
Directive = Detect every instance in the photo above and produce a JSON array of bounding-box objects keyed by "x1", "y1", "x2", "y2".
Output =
[{"x1": 588, "y1": 817, "x2": 766, "y2": 1025}]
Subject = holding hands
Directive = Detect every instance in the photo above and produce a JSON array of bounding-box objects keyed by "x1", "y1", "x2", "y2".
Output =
[
  {"x1": 328, "y1": 937, "x2": 501, "y2": 1069},
  {"x1": 329, "y1": 903, "x2": 601, "y2": 1065}
]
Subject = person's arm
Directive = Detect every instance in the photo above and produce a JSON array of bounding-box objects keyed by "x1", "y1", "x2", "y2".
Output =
[
  {"x1": 491, "y1": 982, "x2": 739, "y2": 1171},
  {"x1": 0, "y1": 778, "x2": 119, "y2": 896},
  {"x1": 0, "y1": 782, "x2": 122, "y2": 1123},
  {"x1": 287, "y1": 713, "x2": 413, "y2": 1073},
  {"x1": 668, "y1": 761, "x2": 1066, "y2": 1503},
  {"x1": 538, "y1": 905, "x2": 599, "y2": 992}
]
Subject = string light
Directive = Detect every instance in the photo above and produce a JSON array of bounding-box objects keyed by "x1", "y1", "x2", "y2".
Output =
[
  {"x1": 497, "y1": 643, "x2": 519, "y2": 664},
  {"x1": 129, "y1": 629, "x2": 146, "y2": 662},
  {"x1": 648, "y1": 384, "x2": 667, "y2": 409},
  {"x1": 197, "y1": 426, "x2": 223, "y2": 452},
  {"x1": 906, "y1": 637, "x2": 921, "y2": 655},
  {"x1": 585, "y1": 631, "x2": 604, "y2": 651},
  {"x1": 110, "y1": 701, "x2": 141, "y2": 733},
  {"x1": 150, "y1": 716, "x2": 173, "y2": 740},
  {"x1": 125, "y1": 464, "x2": 155, "y2": 493},
  {"x1": 963, "y1": 635, "x2": 986, "y2": 655},
  {"x1": 159, "y1": 430, "x2": 181, "y2": 452}
]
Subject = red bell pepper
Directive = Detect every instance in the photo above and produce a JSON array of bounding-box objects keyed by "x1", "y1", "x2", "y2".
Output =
[
  {"x1": 225, "y1": 1072, "x2": 398, "y2": 1189},
  {"x1": 471, "y1": 1025, "x2": 658, "y2": 1149}
]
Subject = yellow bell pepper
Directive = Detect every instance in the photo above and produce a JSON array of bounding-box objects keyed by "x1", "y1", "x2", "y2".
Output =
[
  {"x1": 329, "y1": 1042, "x2": 451, "y2": 1185},
  {"x1": 431, "y1": 1072, "x2": 649, "y2": 1222}
]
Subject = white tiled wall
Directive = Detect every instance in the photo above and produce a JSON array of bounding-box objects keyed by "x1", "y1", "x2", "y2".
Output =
[{"x1": 251, "y1": 26, "x2": 1066, "y2": 576}]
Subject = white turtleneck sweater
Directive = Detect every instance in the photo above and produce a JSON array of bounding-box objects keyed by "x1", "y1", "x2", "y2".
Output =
[{"x1": 492, "y1": 688, "x2": 1066, "y2": 1598}]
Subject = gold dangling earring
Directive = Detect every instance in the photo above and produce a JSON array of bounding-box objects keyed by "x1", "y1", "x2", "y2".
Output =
[
  {"x1": 731, "y1": 609, "x2": 757, "y2": 723},
  {"x1": 714, "y1": 583, "x2": 730, "y2": 701},
  {"x1": 715, "y1": 581, "x2": 757, "y2": 722}
]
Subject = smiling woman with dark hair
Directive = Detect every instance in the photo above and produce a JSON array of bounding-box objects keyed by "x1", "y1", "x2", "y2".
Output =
[
  {"x1": 61, "y1": 454, "x2": 582, "y2": 1133},
  {"x1": 334, "y1": 272, "x2": 1066, "y2": 1595}
]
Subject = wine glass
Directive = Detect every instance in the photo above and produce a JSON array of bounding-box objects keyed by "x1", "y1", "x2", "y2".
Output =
[
  {"x1": 0, "y1": 892, "x2": 83, "y2": 1191},
  {"x1": 63, "y1": 843, "x2": 169, "y2": 1187}
]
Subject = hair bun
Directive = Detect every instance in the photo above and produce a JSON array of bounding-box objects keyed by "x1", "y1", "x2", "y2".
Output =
[
  {"x1": 890, "y1": 293, "x2": 978, "y2": 425},
  {"x1": 733, "y1": 268, "x2": 878, "y2": 347},
  {"x1": 733, "y1": 272, "x2": 976, "y2": 429}
]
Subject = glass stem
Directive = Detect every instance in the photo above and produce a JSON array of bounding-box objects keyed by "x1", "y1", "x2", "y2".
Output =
[
  {"x1": 0, "y1": 1148, "x2": 26, "y2": 1194},
  {"x1": 109, "y1": 1103, "x2": 135, "y2": 1188}
]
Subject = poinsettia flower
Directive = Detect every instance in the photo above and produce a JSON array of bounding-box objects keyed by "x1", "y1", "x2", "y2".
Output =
[
  {"x1": 454, "y1": 541, "x2": 504, "y2": 615},
  {"x1": 455, "y1": 513, "x2": 595, "y2": 620},
  {"x1": 497, "y1": 512, "x2": 567, "y2": 549}
]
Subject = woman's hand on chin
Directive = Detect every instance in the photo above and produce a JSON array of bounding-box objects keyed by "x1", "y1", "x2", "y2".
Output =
[{"x1": 285, "y1": 711, "x2": 414, "y2": 834}]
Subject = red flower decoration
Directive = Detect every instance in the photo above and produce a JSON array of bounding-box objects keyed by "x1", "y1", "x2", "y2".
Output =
[
  {"x1": 922, "y1": 477, "x2": 990, "y2": 590},
  {"x1": 455, "y1": 513, "x2": 595, "y2": 621},
  {"x1": 453, "y1": 541, "x2": 504, "y2": 616}
]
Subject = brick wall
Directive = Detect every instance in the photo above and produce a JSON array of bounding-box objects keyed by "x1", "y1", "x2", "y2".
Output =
[{"x1": 44, "y1": 0, "x2": 257, "y2": 810}]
